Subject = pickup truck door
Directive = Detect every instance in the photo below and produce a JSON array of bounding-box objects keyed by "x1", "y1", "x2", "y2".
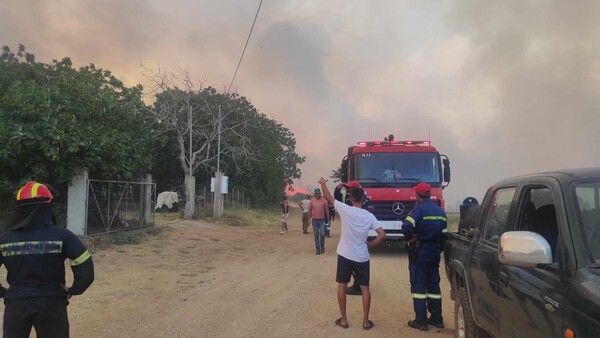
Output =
[
  {"x1": 496, "y1": 181, "x2": 567, "y2": 338},
  {"x1": 468, "y1": 186, "x2": 516, "y2": 334}
]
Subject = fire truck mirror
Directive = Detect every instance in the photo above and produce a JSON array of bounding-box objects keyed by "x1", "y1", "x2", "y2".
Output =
[
  {"x1": 443, "y1": 160, "x2": 451, "y2": 182},
  {"x1": 341, "y1": 157, "x2": 349, "y2": 182}
]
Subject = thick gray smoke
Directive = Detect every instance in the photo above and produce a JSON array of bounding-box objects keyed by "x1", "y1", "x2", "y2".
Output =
[{"x1": 1, "y1": 1, "x2": 598, "y2": 209}]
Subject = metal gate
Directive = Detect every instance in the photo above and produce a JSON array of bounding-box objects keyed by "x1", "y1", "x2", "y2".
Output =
[{"x1": 86, "y1": 179, "x2": 156, "y2": 236}]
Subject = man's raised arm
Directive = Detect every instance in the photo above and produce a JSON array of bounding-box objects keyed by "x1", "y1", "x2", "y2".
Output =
[{"x1": 318, "y1": 177, "x2": 335, "y2": 206}]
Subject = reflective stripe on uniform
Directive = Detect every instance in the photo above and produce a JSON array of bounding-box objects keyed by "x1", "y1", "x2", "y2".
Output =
[
  {"x1": 0, "y1": 241, "x2": 63, "y2": 256},
  {"x1": 71, "y1": 250, "x2": 91, "y2": 266},
  {"x1": 427, "y1": 293, "x2": 442, "y2": 299},
  {"x1": 406, "y1": 216, "x2": 416, "y2": 227},
  {"x1": 412, "y1": 293, "x2": 427, "y2": 299},
  {"x1": 423, "y1": 216, "x2": 447, "y2": 221},
  {"x1": 442, "y1": 228, "x2": 448, "y2": 233}
]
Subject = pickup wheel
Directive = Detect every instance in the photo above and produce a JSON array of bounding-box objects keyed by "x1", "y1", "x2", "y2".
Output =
[{"x1": 454, "y1": 287, "x2": 490, "y2": 338}]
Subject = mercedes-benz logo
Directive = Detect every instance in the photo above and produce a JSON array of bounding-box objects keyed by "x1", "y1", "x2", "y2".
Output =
[{"x1": 392, "y1": 202, "x2": 405, "y2": 215}]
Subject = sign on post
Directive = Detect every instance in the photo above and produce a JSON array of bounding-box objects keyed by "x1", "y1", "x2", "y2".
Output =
[{"x1": 211, "y1": 176, "x2": 229, "y2": 194}]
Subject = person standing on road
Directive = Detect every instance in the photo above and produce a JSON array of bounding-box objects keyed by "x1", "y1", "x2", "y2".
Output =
[
  {"x1": 0, "y1": 181, "x2": 95, "y2": 338},
  {"x1": 400, "y1": 182, "x2": 447, "y2": 331},
  {"x1": 308, "y1": 188, "x2": 329, "y2": 255},
  {"x1": 298, "y1": 194, "x2": 311, "y2": 234},
  {"x1": 317, "y1": 177, "x2": 386, "y2": 330},
  {"x1": 280, "y1": 196, "x2": 289, "y2": 235},
  {"x1": 334, "y1": 181, "x2": 367, "y2": 296}
]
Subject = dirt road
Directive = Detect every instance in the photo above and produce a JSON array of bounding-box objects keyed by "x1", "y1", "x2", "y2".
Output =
[{"x1": 1, "y1": 208, "x2": 454, "y2": 337}]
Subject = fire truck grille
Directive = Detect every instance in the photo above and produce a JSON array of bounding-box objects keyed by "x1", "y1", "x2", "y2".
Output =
[{"x1": 368, "y1": 201, "x2": 416, "y2": 221}]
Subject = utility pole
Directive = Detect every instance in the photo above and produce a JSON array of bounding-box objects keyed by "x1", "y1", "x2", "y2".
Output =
[
  {"x1": 213, "y1": 105, "x2": 224, "y2": 218},
  {"x1": 185, "y1": 105, "x2": 195, "y2": 219}
]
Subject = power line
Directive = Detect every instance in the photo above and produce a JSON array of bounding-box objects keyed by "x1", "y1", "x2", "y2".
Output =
[{"x1": 227, "y1": 0, "x2": 263, "y2": 93}]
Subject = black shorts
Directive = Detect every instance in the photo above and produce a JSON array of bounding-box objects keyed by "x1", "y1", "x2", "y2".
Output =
[{"x1": 336, "y1": 255, "x2": 370, "y2": 286}]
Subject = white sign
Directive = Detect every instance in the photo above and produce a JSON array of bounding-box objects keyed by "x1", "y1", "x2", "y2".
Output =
[{"x1": 210, "y1": 176, "x2": 229, "y2": 194}]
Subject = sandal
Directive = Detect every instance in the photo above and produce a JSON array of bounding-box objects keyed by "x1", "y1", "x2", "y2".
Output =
[
  {"x1": 363, "y1": 320, "x2": 374, "y2": 330},
  {"x1": 335, "y1": 318, "x2": 349, "y2": 329}
]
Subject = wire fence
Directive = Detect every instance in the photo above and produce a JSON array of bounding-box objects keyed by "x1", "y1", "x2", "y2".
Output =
[
  {"x1": 86, "y1": 179, "x2": 156, "y2": 236},
  {"x1": 195, "y1": 186, "x2": 251, "y2": 209}
]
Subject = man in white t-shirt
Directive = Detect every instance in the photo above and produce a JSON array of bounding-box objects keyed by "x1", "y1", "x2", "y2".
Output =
[
  {"x1": 317, "y1": 177, "x2": 386, "y2": 330},
  {"x1": 298, "y1": 195, "x2": 311, "y2": 234}
]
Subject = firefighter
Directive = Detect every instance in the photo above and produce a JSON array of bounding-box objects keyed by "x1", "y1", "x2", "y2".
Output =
[
  {"x1": 0, "y1": 181, "x2": 95, "y2": 338},
  {"x1": 401, "y1": 182, "x2": 447, "y2": 331}
]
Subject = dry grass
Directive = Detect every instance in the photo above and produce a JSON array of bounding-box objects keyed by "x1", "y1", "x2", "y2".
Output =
[
  {"x1": 212, "y1": 207, "x2": 279, "y2": 227},
  {"x1": 154, "y1": 211, "x2": 182, "y2": 225},
  {"x1": 84, "y1": 226, "x2": 167, "y2": 252}
]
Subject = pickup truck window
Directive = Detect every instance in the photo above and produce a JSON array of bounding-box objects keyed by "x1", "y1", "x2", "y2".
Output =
[
  {"x1": 574, "y1": 180, "x2": 600, "y2": 264},
  {"x1": 516, "y1": 187, "x2": 559, "y2": 259},
  {"x1": 482, "y1": 187, "x2": 516, "y2": 244}
]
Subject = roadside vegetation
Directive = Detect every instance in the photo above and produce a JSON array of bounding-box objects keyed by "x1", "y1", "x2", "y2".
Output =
[
  {"x1": 0, "y1": 44, "x2": 305, "y2": 230},
  {"x1": 196, "y1": 206, "x2": 279, "y2": 228},
  {"x1": 85, "y1": 226, "x2": 167, "y2": 251}
]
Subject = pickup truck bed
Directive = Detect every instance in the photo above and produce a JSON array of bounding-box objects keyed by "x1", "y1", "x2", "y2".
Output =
[{"x1": 443, "y1": 233, "x2": 471, "y2": 298}]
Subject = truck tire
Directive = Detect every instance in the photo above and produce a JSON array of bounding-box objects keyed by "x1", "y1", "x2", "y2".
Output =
[{"x1": 454, "y1": 287, "x2": 490, "y2": 338}]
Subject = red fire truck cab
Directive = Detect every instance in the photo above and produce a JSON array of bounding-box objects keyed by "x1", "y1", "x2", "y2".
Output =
[{"x1": 340, "y1": 137, "x2": 451, "y2": 240}]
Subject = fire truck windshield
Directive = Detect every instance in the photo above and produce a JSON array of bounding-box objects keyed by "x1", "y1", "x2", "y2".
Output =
[{"x1": 353, "y1": 152, "x2": 441, "y2": 186}]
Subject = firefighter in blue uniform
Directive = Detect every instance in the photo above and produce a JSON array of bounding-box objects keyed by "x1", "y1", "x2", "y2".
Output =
[
  {"x1": 0, "y1": 181, "x2": 95, "y2": 338},
  {"x1": 401, "y1": 182, "x2": 447, "y2": 331}
]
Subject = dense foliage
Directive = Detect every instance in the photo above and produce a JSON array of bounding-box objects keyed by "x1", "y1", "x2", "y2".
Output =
[
  {"x1": 0, "y1": 45, "x2": 305, "y2": 212},
  {"x1": 0, "y1": 45, "x2": 153, "y2": 197}
]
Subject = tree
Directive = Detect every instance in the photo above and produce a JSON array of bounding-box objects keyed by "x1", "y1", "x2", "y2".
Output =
[
  {"x1": 145, "y1": 70, "x2": 257, "y2": 218},
  {"x1": 0, "y1": 45, "x2": 153, "y2": 198},
  {"x1": 146, "y1": 70, "x2": 305, "y2": 209},
  {"x1": 230, "y1": 113, "x2": 305, "y2": 206},
  {"x1": 330, "y1": 165, "x2": 343, "y2": 183}
]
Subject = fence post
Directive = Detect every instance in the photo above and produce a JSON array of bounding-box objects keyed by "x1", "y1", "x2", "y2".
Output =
[
  {"x1": 143, "y1": 174, "x2": 153, "y2": 225},
  {"x1": 67, "y1": 168, "x2": 88, "y2": 236}
]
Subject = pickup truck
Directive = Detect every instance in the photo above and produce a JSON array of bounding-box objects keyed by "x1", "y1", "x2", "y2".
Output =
[{"x1": 444, "y1": 168, "x2": 600, "y2": 338}]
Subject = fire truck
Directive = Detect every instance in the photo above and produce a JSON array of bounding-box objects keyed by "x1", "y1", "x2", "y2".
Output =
[{"x1": 340, "y1": 136, "x2": 451, "y2": 240}]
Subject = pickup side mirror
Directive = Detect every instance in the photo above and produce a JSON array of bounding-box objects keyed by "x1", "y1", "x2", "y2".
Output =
[{"x1": 499, "y1": 231, "x2": 553, "y2": 268}]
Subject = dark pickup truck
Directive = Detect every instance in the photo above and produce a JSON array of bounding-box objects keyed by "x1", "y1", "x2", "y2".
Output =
[{"x1": 444, "y1": 168, "x2": 600, "y2": 338}]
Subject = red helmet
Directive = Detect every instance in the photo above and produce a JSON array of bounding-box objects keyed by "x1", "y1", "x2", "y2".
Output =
[{"x1": 16, "y1": 181, "x2": 54, "y2": 206}]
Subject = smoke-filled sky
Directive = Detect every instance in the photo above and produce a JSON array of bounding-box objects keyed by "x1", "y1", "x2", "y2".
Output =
[{"x1": 2, "y1": 0, "x2": 599, "y2": 210}]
